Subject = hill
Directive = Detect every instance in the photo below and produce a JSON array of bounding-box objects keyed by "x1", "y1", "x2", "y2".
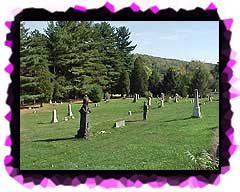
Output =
[{"x1": 134, "y1": 53, "x2": 216, "y2": 76}]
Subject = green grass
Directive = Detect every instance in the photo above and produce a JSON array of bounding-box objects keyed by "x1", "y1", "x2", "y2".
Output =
[{"x1": 20, "y1": 98, "x2": 219, "y2": 170}]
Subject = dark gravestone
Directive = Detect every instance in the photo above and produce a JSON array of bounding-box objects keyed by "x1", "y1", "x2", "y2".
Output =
[
  {"x1": 75, "y1": 95, "x2": 91, "y2": 139},
  {"x1": 143, "y1": 101, "x2": 148, "y2": 120},
  {"x1": 133, "y1": 93, "x2": 137, "y2": 103}
]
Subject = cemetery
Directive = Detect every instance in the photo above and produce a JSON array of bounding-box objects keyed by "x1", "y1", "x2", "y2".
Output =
[
  {"x1": 20, "y1": 21, "x2": 219, "y2": 170},
  {"x1": 20, "y1": 95, "x2": 218, "y2": 170}
]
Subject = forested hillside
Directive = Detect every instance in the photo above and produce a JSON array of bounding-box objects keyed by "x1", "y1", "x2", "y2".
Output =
[
  {"x1": 134, "y1": 53, "x2": 216, "y2": 77},
  {"x1": 20, "y1": 21, "x2": 218, "y2": 106}
]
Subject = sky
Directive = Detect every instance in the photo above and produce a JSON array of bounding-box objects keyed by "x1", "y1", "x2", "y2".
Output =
[{"x1": 25, "y1": 21, "x2": 219, "y2": 64}]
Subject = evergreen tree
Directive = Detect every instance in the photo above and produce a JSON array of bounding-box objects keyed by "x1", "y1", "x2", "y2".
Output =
[
  {"x1": 94, "y1": 22, "x2": 123, "y2": 93},
  {"x1": 118, "y1": 71, "x2": 130, "y2": 96},
  {"x1": 116, "y1": 26, "x2": 137, "y2": 72},
  {"x1": 190, "y1": 66, "x2": 210, "y2": 97},
  {"x1": 21, "y1": 29, "x2": 53, "y2": 105},
  {"x1": 162, "y1": 67, "x2": 180, "y2": 95},
  {"x1": 148, "y1": 69, "x2": 161, "y2": 97},
  {"x1": 20, "y1": 22, "x2": 32, "y2": 105},
  {"x1": 130, "y1": 57, "x2": 148, "y2": 96}
]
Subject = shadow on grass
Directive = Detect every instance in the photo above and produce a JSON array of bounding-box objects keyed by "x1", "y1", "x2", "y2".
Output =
[
  {"x1": 126, "y1": 120, "x2": 143, "y2": 123},
  {"x1": 37, "y1": 122, "x2": 51, "y2": 125},
  {"x1": 163, "y1": 117, "x2": 192, "y2": 123},
  {"x1": 209, "y1": 126, "x2": 218, "y2": 130},
  {"x1": 33, "y1": 136, "x2": 77, "y2": 142}
]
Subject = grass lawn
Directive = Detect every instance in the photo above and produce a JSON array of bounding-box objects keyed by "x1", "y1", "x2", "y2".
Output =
[{"x1": 20, "y1": 98, "x2": 219, "y2": 170}]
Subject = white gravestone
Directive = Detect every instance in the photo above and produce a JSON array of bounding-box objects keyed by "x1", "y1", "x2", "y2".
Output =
[
  {"x1": 51, "y1": 109, "x2": 58, "y2": 123},
  {"x1": 174, "y1": 94, "x2": 178, "y2": 103},
  {"x1": 68, "y1": 103, "x2": 73, "y2": 117},
  {"x1": 192, "y1": 89, "x2": 201, "y2": 118},
  {"x1": 128, "y1": 111, "x2": 132, "y2": 116},
  {"x1": 115, "y1": 120, "x2": 125, "y2": 128},
  {"x1": 160, "y1": 99, "x2": 164, "y2": 108},
  {"x1": 49, "y1": 100, "x2": 52, "y2": 104}
]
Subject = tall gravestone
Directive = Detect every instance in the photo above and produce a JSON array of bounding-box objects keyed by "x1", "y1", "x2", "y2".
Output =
[
  {"x1": 68, "y1": 103, "x2": 73, "y2": 117},
  {"x1": 49, "y1": 99, "x2": 52, "y2": 104},
  {"x1": 143, "y1": 101, "x2": 148, "y2": 120},
  {"x1": 75, "y1": 95, "x2": 91, "y2": 139},
  {"x1": 174, "y1": 93, "x2": 178, "y2": 103},
  {"x1": 51, "y1": 109, "x2": 58, "y2": 123},
  {"x1": 160, "y1": 98, "x2": 164, "y2": 108},
  {"x1": 192, "y1": 89, "x2": 201, "y2": 118},
  {"x1": 133, "y1": 94, "x2": 137, "y2": 102},
  {"x1": 161, "y1": 92, "x2": 165, "y2": 101},
  {"x1": 147, "y1": 96, "x2": 151, "y2": 106}
]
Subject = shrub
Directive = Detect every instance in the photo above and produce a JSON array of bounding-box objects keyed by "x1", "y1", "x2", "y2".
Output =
[
  {"x1": 88, "y1": 85, "x2": 103, "y2": 103},
  {"x1": 185, "y1": 150, "x2": 219, "y2": 170}
]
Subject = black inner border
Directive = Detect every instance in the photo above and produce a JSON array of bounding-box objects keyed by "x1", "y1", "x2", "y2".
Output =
[{"x1": 6, "y1": 6, "x2": 231, "y2": 186}]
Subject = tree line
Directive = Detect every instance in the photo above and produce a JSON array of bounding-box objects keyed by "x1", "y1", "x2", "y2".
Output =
[{"x1": 20, "y1": 21, "x2": 218, "y2": 106}]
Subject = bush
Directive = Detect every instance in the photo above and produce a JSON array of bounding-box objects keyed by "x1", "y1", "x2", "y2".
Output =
[
  {"x1": 185, "y1": 150, "x2": 219, "y2": 170},
  {"x1": 88, "y1": 85, "x2": 103, "y2": 103}
]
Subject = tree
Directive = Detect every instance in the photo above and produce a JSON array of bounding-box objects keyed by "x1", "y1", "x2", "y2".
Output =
[
  {"x1": 130, "y1": 57, "x2": 148, "y2": 96},
  {"x1": 94, "y1": 22, "x2": 123, "y2": 93},
  {"x1": 162, "y1": 67, "x2": 180, "y2": 95},
  {"x1": 190, "y1": 66, "x2": 210, "y2": 97},
  {"x1": 21, "y1": 28, "x2": 53, "y2": 106},
  {"x1": 148, "y1": 69, "x2": 161, "y2": 97},
  {"x1": 88, "y1": 84, "x2": 103, "y2": 103},
  {"x1": 177, "y1": 73, "x2": 191, "y2": 97},
  {"x1": 118, "y1": 71, "x2": 130, "y2": 96},
  {"x1": 115, "y1": 26, "x2": 137, "y2": 72}
]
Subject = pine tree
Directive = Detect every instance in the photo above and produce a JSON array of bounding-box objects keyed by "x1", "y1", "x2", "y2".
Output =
[
  {"x1": 190, "y1": 66, "x2": 210, "y2": 97},
  {"x1": 148, "y1": 69, "x2": 161, "y2": 97},
  {"x1": 162, "y1": 67, "x2": 180, "y2": 95},
  {"x1": 118, "y1": 71, "x2": 130, "y2": 96},
  {"x1": 93, "y1": 22, "x2": 124, "y2": 94},
  {"x1": 116, "y1": 26, "x2": 137, "y2": 72},
  {"x1": 20, "y1": 28, "x2": 53, "y2": 106},
  {"x1": 130, "y1": 57, "x2": 148, "y2": 96}
]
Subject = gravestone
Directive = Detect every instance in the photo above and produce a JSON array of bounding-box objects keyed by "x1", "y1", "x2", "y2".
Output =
[
  {"x1": 60, "y1": 102, "x2": 63, "y2": 104},
  {"x1": 115, "y1": 120, "x2": 125, "y2": 128},
  {"x1": 174, "y1": 93, "x2": 178, "y2": 103},
  {"x1": 137, "y1": 94, "x2": 140, "y2": 100},
  {"x1": 64, "y1": 117, "x2": 68, "y2": 121},
  {"x1": 161, "y1": 92, "x2": 165, "y2": 101},
  {"x1": 143, "y1": 101, "x2": 148, "y2": 120},
  {"x1": 94, "y1": 103, "x2": 98, "y2": 107},
  {"x1": 75, "y1": 95, "x2": 91, "y2": 139},
  {"x1": 147, "y1": 96, "x2": 151, "y2": 106},
  {"x1": 68, "y1": 103, "x2": 73, "y2": 117},
  {"x1": 160, "y1": 98, "x2": 164, "y2": 108},
  {"x1": 191, "y1": 89, "x2": 201, "y2": 118},
  {"x1": 49, "y1": 100, "x2": 52, "y2": 104},
  {"x1": 133, "y1": 94, "x2": 137, "y2": 102},
  {"x1": 51, "y1": 109, "x2": 58, "y2": 123},
  {"x1": 208, "y1": 95, "x2": 213, "y2": 102},
  {"x1": 128, "y1": 111, "x2": 132, "y2": 116}
]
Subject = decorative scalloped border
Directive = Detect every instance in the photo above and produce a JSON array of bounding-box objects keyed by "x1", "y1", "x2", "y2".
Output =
[{"x1": 4, "y1": 1, "x2": 238, "y2": 189}]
